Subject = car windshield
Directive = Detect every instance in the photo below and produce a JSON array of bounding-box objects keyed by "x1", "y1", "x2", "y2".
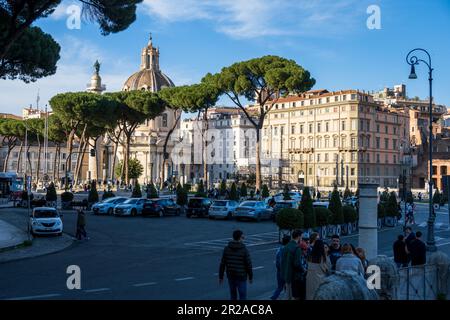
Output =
[
  {"x1": 123, "y1": 199, "x2": 138, "y2": 204},
  {"x1": 103, "y1": 197, "x2": 118, "y2": 203},
  {"x1": 240, "y1": 201, "x2": 256, "y2": 207},
  {"x1": 34, "y1": 210, "x2": 58, "y2": 218},
  {"x1": 212, "y1": 201, "x2": 227, "y2": 207}
]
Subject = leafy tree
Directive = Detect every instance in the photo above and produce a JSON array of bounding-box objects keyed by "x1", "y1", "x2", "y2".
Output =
[
  {"x1": 0, "y1": 25, "x2": 60, "y2": 82},
  {"x1": 45, "y1": 182, "x2": 57, "y2": 202},
  {"x1": 0, "y1": 0, "x2": 142, "y2": 67},
  {"x1": 146, "y1": 183, "x2": 158, "y2": 199},
  {"x1": 329, "y1": 186, "x2": 344, "y2": 225},
  {"x1": 261, "y1": 184, "x2": 270, "y2": 198},
  {"x1": 102, "y1": 191, "x2": 115, "y2": 200},
  {"x1": 343, "y1": 187, "x2": 352, "y2": 199},
  {"x1": 195, "y1": 180, "x2": 207, "y2": 197},
  {"x1": 380, "y1": 189, "x2": 389, "y2": 203},
  {"x1": 60, "y1": 191, "x2": 74, "y2": 203},
  {"x1": 114, "y1": 158, "x2": 143, "y2": 182},
  {"x1": 219, "y1": 179, "x2": 227, "y2": 197},
  {"x1": 27, "y1": 117, "x2": 45, "y2": 182},
  {"x1": 276, "y1": 208, "x2": 304, "y2": 230},
  {"x1": 249, "y1": 189, "x2": 255, "y2": 199},
  {"x1": 176, "y1": 183, "x2": 188, "y2": 206},
  {"x1": 159, "y1": 84, "x2": 219, "y2": 187},
  {"x1": 343, "y1": 205, "x2": 357, "y2": 223},
  {"x1": 228, "y1": 182, "x2": 239, "y2": 201},
  {"x1": 203, "y1": 55, "x2": 315, "y2": 190},
  {"x1": 131, "y1": 182, "x2": 142, "y2": 198},
  {"x1": 240, "y1": 182, "x2": 248, "y2": 198},
  {"x1": 283, "y1": 184, "x2": 291, "y2": 200},
  {"x1": 300, "y1": 187, "x2": 316, "y2": 228},
  {"x1": 314, "y1": 207, "x2": 332, "y2": 227},
  {"x1": 105, "y1": 91, "x2": 165, "y2": 184},
  {"x1": 0, "y1": 119, "x2": 23, "y2": 172},
  {"x1": 88, "y1": 181, "x2": 99, "y2": 204}
]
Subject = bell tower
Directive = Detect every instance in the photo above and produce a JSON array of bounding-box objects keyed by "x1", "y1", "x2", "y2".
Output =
[{"x1": 140, "y1": 33, "x2": 160, "y2": 71}]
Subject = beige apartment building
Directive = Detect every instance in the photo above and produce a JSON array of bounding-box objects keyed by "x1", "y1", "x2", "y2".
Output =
[{"x1": 261, "y1": 89, "x2": 411, "y2": 190}]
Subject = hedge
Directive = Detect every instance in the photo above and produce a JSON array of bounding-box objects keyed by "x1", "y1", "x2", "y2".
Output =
[{"x1": 276, "y1": 208, "x2": 304, "y2": 230}]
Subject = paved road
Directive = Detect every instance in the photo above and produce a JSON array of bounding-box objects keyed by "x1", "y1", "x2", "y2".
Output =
[{"x1": 0, "y1": 203, "x2": 449, "y2": 300}]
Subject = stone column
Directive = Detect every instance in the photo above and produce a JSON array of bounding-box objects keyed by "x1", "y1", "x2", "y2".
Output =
[
  {"x1": 88, "y1": 138, "x2": 99, "y2": 181},
  {"x1": 358, "y1": 183, "x2": 378, "y2": 261}
]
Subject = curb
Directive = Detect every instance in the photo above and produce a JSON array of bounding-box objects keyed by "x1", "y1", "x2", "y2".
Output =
[{"x1": 0, "y1": 240, "x2": 31, "y2": 253}]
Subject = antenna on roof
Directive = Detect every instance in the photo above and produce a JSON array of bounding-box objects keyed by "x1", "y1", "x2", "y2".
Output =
[{"x1": 36, "y1": 88, "x2": 40, "y2": 110}]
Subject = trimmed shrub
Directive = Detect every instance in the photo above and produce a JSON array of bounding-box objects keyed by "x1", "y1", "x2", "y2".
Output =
[
  {"x1": 61, "y1": 191, "x2": 74, "y2": 202},
  {"x1": 329, "y1": 186, "x2": 344, "y2": 225},
  {"x1": 240, "y1": 183, "x2": 247, "y2": 198},
  {"x1": 385, "y1": 191, "x2": 399, "y2": 217},
  {"x1": 249, "y1": 189, "x2": 255, "y2": 199},
  {"x1": 219, "y1": 179, "x2": 227, "y2": 196},
  {"x1": 195, "y1": 180, "x2": 207, "y2": 197},
  {"x1": 184, "y1": 183, "x2": 192, "y2": 192},
  {"x1": 176, "y1": 183, "x2": 188, "y2": 206},
  {"x1": 228, "y1": 183, "x2": 239, "y2": 201},
  {"x1": 102, "y1": 191, "x2": 115, "y2": 200},
  {"x1": 283, "y1": 184, "x2": 291, "y2": 200},
  {"x1": 276, "y1": 208, "x2": 304, "y2": 230},
  {"x1": 45, "y1": 182, "x2": 57, "y2": 202},
  {"x1": 343, "y1": 205, "x2": 357, "y2": 223},
  {"x1": 343, "y1": 187, "x2": 352, "y2": 199},
  {"x1": 147, "y1": 183, "x2": 159, "y2": 199},
  {"x1": 131, "y1": 182, "x2": 142, "y2": 198},
  {"x1": 261, "y1": 184, "x2": 270, "y2": 199},
  {"x1": 314, "y1": 207, "x2": 332, "y2": 227},
  {"x1": 433, "y1": 189, "x2": 441, "y2": 205},
  {"x1": 88, "y1": 182, "x2": 99, "y2": 203},
  {"x1": 300, "y1": 187, "x2": 316, "y2": 228}
]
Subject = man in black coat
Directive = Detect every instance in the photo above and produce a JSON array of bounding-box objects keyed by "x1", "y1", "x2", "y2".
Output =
[
  {"x1": 393, "y1": 234, "x2": 408, "y2": 268},
  {"x1": 219, "y1": 230, "x2": 253, "y2": 300},
  {"x1": 407, "y1": 231, "x2": 426, "y2": 266}
]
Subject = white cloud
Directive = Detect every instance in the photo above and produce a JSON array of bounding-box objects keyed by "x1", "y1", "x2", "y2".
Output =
[
  {"x1": 142, "y1": 0, "x2": 365, "y2": 39},
  {"x1": 49, "y1": 1, "x2": 80, "y2": 21}
]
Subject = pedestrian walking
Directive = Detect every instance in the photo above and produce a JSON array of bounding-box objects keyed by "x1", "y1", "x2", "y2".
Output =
[
  {"x1": 280, "y1": 229, "x2": 303, "y2": 300},
  {"x1": 219, "y1": 230, "x2": 253, "y2": 300},
  {"x1": 76, "y1": 209, "x2": 88, "y2": 240},
  {"x1": 355, "y1": 247, "x2": 369, "y2": 272},
  {"x1": 270, "y1": 235, "x2": 290, "y2": 300},
  {"x1": 335, "y1": 244, "x2": 365, "y2": 277},
  {"x1": 306, "y1": 239, "x2": 331, "y2": 300},
  {"x1": 406, "y1": 231, "x2": 426, "y2": 266},
  {"x1": 296, "y1": 240, "x2": 309, "y2": 300},
  {"x1": 393, "y1": 235, "x2": 408, "y2": 268},
  {"x1": 328, "y1": 234, "x2": 342, "y2": 271}
]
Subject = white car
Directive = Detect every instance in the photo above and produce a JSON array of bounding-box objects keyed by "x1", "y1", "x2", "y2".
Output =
[
  {"x1": 114, "y1": 198, "x2": 147, "y2": 216},
  {"x1": 274, "y1": 191, "x2": 302, "y2": 203},
  {"x1": 313, "y1": 201, "x2": 329, "y2": 208},
  {"x1": 29, "y1": 207, "x2": 63, "y2": 236},
  {"x1": 208, "y1": 200, "x2": 239, "y2": 220},
  {"x1": 92, "y1": 197, "x2": 128, "y2": 215}
]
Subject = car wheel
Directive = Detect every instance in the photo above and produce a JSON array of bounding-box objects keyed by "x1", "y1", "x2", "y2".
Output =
[
  {"x1": 107, "y1": 208, "x2": 113, "y2": 215},
  {"x1": 131, "y1": 209, "x2": 137, "y2": 217}
]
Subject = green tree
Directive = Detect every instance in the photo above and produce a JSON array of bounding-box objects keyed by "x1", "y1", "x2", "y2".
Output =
[
  {"x1": 195, "y1": 180, "x2": 206, "y2": 197},
  {"x1": 240, "y1": 182, "x2": 248, "y2": 198},
  {"x1": 228, "y1": 182, "x2": 239, "y2": 201},
  {"x1": 219, "y1": 179, "x2": 227, "y2": 197},
  {"x1": 261, "y1": 184, "x2": 270, "y2": 198},
  {"x1": 27, "y1": 117, "x2": 45, "y2": 182},
  {"x1": 146, "y1": 183, "x2": 158, "y2": 199},
  {"x1": 249, "y1": 189, "x2": 255, "y2": 199},
  {"x1": 88, "y1": 181, "x2": 99, "y2": 204},
  {"x1": 314, "y1": 207, "x2": 332, "y2": 227},
  {"x1": 45, "y1": 182, "x2": 57, "y2": 202},
  {"x1": 115, "y1": 158, "x2": 143, "y2": 182},
  {"x1": 329, "y1": 186, "x2": 344, "y2": 225},
  {"x1": 0, "y1": 0, "x2": 142, "y2": 66},
  {"x1": 176, "y1": 183, "x2": 188, "y2": 206},
  {"x1": 276, "y1": 208, "x2": 304, "y2": 230},
  {"x1": 385, "y1": 191, "x2": 399, "y2": 217},
  {"x1": 343, "y1": 187, "x2": 352, "y2": 199},
  {"x1": 106, "y1": 91, "x2": 165, "y2": 184},
  {"x1": 47, "y1": 115, "x2": 66, "y2": 181},
  {"x1": 0, "y1": 119, "x2": 21, "y2": 172},
  {"x1": 343, "y1": 205, "x2": 357, "y2": 223},
  {"x1": 131, "y1": 182, "x2": 142, "y2": 198},
  {"x1": 203, "y1": 56, "x2": 315, "y2": 190},
  {"x1": 0, "y1": 25, "x2": 60, "y2": 82},
  {"x1": 283, "y1": 184, "x2": 291, "y2": 200},
  {"x1": 300, "y1": 187, "x2": 316, "y2": 229}
]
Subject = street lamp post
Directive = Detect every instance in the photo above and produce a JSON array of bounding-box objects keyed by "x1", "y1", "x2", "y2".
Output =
[{"x1": 406, "y1": 48, "x2": 436, "y2": 251}]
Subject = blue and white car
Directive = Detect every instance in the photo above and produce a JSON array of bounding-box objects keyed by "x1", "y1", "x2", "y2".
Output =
[
  {"x1": 114, "y1": 198, "x2": 147, "y2": 216},
  {"x1": 29, "y1": 207, "x2": 63, "y2": 236},
  {"x1": 208, "y1": 200, "x2": 239, "y2": 220},
  {"x1": 92, "y1": 197, "x2": 128, "y2": 215},
  {"x1": 235, "y1": 201, "x2": 273, "y2": 222}
]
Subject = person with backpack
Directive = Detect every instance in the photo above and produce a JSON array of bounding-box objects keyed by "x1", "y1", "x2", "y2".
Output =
[
  {"x1": 280, "y1": 229, "x2": 303, "y2": 300},
  {"x1": 270, "y1": 235, "x2": 291, "y2": 300},
  {"x1": 219, "y1": 230, "x2": 253, "y2": 300}
]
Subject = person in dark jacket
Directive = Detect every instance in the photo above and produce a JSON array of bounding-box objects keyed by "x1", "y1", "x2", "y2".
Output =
[
  {"x1": 404, "y1": 226, "x2": 416, "y2": 263},
  {"x1": 219, "y1": 230, "x2": 253, "y2": 300},
  {"x1": 76, "y1": 209, "x2": 88, "y2": 240},
  {"x1": 280, "y1": 229, "x2": 303, "y2": 300},
  {"x1": 270, "y1": 235, "x2": 291, "y2": 300},
  {"x1": 407, "y1": 231, "x2": 426, "y2": 266},
  {"x1": 328, "y1": 234, "x2": 342, "y2": 270},
  {"x1": 393, "y1": 234, "x2": 408, "y2": 268}
]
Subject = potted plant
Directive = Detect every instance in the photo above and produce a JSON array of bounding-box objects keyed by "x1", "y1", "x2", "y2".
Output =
[
  {"x1": 240, "y1": 182, "x2": 247, "y2": 200},
  {"x1": 131, "y1": 182, "x2": 142, "y2": 198},
  {"x1": 314, "y1": 207, "x2": 332, "y2": 239},
  {"x1": 342, "y1": 205, "x2": 357, "y2": 235},
  {"x1": 300, "y1": 187, "x2": 316, "y2": 234},
  {"x1": 275, "y1": 208, "x2": 304, "y2": 243},
  {"x1": 60, "y1": 191, "x2": 74, "y2": 210},
  {"x1": 328, "y1": 186, "x2": 344, "y2": 236}
]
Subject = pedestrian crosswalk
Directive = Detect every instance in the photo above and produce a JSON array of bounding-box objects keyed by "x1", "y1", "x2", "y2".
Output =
[
  {"x1": 416, "y1": 222, "x2": 448, "y2": 229},
  {"x1": 184, "y1": 231, "x2": 280, "y2": 251}
]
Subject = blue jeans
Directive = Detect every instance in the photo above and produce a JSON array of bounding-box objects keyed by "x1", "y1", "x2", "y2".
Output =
[
  {"x1": 270, "y1": 272, "x2": 285, "y2": 300},
  {"x1": 228, "y1": 278, "x2": 247, "y2": 300}
]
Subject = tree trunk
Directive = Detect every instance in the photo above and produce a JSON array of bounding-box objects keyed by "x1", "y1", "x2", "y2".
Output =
[
  {"x1": 201, "y1": 109, "x2": 209, "y2": 188},
  {"x1": 53, "y1": 144, "x2": 58, "y2": 183},
  {"x1": 65, "y1": 130, "x2": 76, "y2": 189},
  {"x1": 3, "y1": 148, "x2": 12, "y2": 172},
  {"x1": 111, "y1": 140, "x2": 119, "y2": 182},
  {"x1": 255, "y1": 125, "x2": 262, "y2": 191},
  {"x1": 36, "y1": 136, "x2": 42, "y2": 183},
  {"x1": 75, "y1": 141, "x2": 88, "y2": 186},
  {"x1": 160, "y1": 111, "x2": 181, "y2": 189},
  {"x1": 73, "y1": 125, "x2": 87, "y2": 187},
  {"x1": 27, "y1": 144, "x2": 32, "y2": 179},
  {"x1": 17, "y1": 141, "x2": 23, "y2": 174},
  {"x1": 125, "y1": 134, "x2": 131, "y2": 185},
  {"x1": 56, "y1": 145, "x2": 61, "y2": 184},
  {"x1": 93, "y1": 136, "x2": 100, "y2": 184}
]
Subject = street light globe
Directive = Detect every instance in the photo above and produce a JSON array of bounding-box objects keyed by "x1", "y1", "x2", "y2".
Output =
[{"x1": 409, "y1": 64, "x2": 418, "y2": 79}]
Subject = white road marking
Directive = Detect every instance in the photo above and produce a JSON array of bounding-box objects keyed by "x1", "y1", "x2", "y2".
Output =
[
  {"x1": 133, "y1": 282, "x2": 157, "y2": 287},
  {"x1": 437, "y1": 241, "x2": 450, "y2": 247},
  {"x1": 84, "y1": 288, "x2": 111, "y2": 293},
  {"x1": 175, "y1": 277, "x2": 195, "y2": 281},
  {"x1": 6, "y1": 293, "x2": 61, "y2": 300},
  {"x1": 253, "y1": 266, "x2": 264, "y2": 270}
]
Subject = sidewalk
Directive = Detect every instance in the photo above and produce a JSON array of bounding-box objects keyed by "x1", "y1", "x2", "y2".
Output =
[{"x1": 0, "y1": 219, "x2": 28, "y2": 252}]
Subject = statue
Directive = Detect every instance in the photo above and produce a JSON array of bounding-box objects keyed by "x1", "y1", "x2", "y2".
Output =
[{"x1": 94, "y1": 60, "x2": 100, "y2": 74}]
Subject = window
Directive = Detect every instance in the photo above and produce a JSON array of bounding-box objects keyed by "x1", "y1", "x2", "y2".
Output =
[
  {"x1": 291, "y1": 125, "x2": 295, "y2": 134},
  {"x1": 317, "y1": 123, "x2": 321, "y2": 133},
  {"x1": 343, "y1": 95, "x2": 347, "y2": 101},
  {"x1": 325, "y1": 153, "x2": 329, "y2": 162},
  {"x1": 393, "y1": 127, "x2": 397, "y2": 135},
  {"x1": 351, "y1": 137, "x2": 356, "y2": 149},
  {"x1": 333, "y1": 136, "x2": 338, "y2": 147},
  {"x1": 341, "y1": 120, "x2": 346, "y2": 131},
  {"x1": 384, "y1": 138, "x2": 389, "y2": 149},
  {"x1": 325, "y1": 138, "x2": 330, "y2": 148},
  {"x1": 385, "y1": 154, "x2": 389, "y2": 164},
  {"x1": 432, "y1": 166, "x2": 437, "y2": 175},
  {"x1": 351, "y1": 168, "x2": 355, "y2": 176},
  {"x1": 309, "y1": 123, "x2": 313, "y2": 133},
  {"x1": 376, "y1": 154, "x2": 380, "y2": 163},
  {"x1": 325, "y1": 122, "x2": 329, "y2": 131},
  {"x1": 309, "y1": 167, "x2": 313, "y2": 175},
  {"x1": 367, "y1": 120, "x2": 370, "y2": 131},
  {"x1": 351, "y1": 119, "x2": 357, "y2": 130},
  {"x1": 393, "y1": 155, "x2": 397, "y2": 164},
  {"x1": 393, "y1": 139, "x2": 397, "y2": 150},
  {"x1": 376, "y1": 137, "x2": 380, "y2": 149},
  {"x1": 309, "y1": 154, "x2": 313, "y2": 162},
  {"x1": 376, "y1": 124, "x2": 380, "y2": 133},
  {"x1": 274, "y1": 127, "x2": 278, "y2": 136},
  {"x1": 351, "y1": 153, "x2": 356, "y2": 162},
  {"x1": 385, "y1": 126, "x2": 388, "y2": 134},
  {"x1": 341, "y1": 136, "x2": 347, "y2": 148},
  {"x1": 317, "y1": 154, "x2": 321, "y2": 162},
  {"x1": 441, "y1": 166, "x2": 447, "y2": 175},
  {"x1": 162, "y1": 113, "x2": 168, "y2": 127},
  {"x1": 300, "y1": 124, "x2": 304, "y2": 134}
]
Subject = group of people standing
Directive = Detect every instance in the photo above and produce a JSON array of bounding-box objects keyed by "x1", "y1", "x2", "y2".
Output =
[{"x1": 393, "y1": 226, "x2": 426, "y2": 268}]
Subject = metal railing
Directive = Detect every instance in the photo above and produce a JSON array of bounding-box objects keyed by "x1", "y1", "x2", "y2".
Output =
[{"x1": 398, "y1": 264, "x2": 439, "y2": 300}]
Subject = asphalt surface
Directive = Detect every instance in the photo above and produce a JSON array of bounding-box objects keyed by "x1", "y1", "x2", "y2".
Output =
[{"x1": 0, "y1": 202, "x2": 449, "y2": 300}]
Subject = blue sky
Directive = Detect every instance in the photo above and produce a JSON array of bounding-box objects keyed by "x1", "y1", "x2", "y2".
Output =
[{"x1": 1, "y1": 0, "x2": 449, "y2": 115}]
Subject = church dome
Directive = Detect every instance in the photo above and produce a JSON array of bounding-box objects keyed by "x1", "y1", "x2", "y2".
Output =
[{"x1": 122, "y1": 35, "x2": 175, "y2": 92}]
